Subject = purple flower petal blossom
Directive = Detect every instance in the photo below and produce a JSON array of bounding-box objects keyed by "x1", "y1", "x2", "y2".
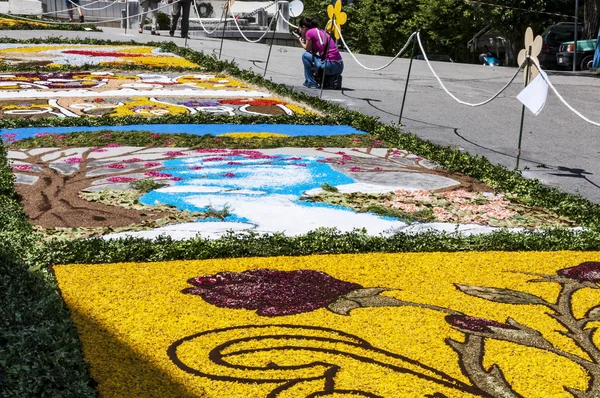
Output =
[
  {"x1": 182, "y1": 269, "x2": 363, "y2": 316},
  {"x1": 11, "y1": 164, "x2": 33, "y2": 171},
  {"x1": 143, "y1": 162, "x2": 162, "y2": 167},
  {"x1": 64, "y1": 157, "x2": 83, "y2": 164},
  {"x1": 107, "y1": 176, "x2": 137, "y2": 183},
  {"x1": 557, "y1": 262, "x2": 600, "y2": 283},
  {"x1": 445, "y1": 315, "x2": 518, "y2": 333},
  {"x1": 106, "y1": 163, "x2": 126, "y2": 169}
]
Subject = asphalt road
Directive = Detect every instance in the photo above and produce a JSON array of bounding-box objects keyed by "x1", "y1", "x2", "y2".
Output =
[{"x1": 3, "y1": 26, "x2": 600, "y2": 203}]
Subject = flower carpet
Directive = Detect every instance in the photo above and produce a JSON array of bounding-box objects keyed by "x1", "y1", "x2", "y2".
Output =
[
  {"x1": 0, "y1": 44, "x2": 199, "y2": 68},
  {"x1": 2, "y1": 37, "x2": 600, "y2": 398},
  {"x1": 0, "y1": 72, "x2": 311, "y2": 118},
  {"x1": 53, "y1": 252, "x2": 600, "y2": 397}
]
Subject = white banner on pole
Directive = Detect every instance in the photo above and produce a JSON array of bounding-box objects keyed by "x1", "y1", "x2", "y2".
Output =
[{"x1": 517, "y1": 69, "x2": 549, "y2": 116}]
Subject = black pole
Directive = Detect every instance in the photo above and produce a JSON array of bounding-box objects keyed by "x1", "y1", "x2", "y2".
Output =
[
  {"x1": 573, "y1": 0, "x2": 579, "y2": 71},
  {"x1": 263, "y1": 7, "x2": 280, "y2": 77},
  {"x1": 516, "y1": 45, "x2": 532, "y2": 170},
  {"x1": 219, "y1": 2, "x2": 229, "y2": 59},
  {"x1": 319, "y1": 16, "x2": 335, "y2": 99},
  {"x1": 399, "y1": 33, "x2": 417, "y2": 126}
]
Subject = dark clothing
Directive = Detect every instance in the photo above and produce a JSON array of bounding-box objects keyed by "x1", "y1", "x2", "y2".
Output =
[{"x1": 171, "y1": 0, "x2": 193, "y2": 37}]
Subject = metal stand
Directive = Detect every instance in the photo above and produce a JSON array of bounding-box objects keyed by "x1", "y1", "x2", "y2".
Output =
[
  {"x1": 125, "y1": 0, "x2": 129, "y2": 34},
  {"x1": 219, "y1": 1, "x2": 230, "y2": 59},
  {"x1": 399, "y1": 33, "x2": 417, "y2": 126},
  {"x1": 516, "y1": 45, "x2": 532, "y2": 170},
  {"x1": 318, "y1": 16, "x2": 335, "y2": 99},
  {"x1": 573, "y1": 0, "x2": 579, "y2": 72},
  {"x1": 263, "y1": 10, "x2": 280, "y2": 77}
]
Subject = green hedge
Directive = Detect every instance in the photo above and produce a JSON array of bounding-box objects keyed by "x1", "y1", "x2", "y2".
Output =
[{"x1": 0, "y1": 143, "x2": 97, "y2": 397}]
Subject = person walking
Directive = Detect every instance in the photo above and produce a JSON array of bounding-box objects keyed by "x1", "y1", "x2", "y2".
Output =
[
  {"x1": 139, "y1": 0, "x2": 161, "y2": 35},
  {"x1": 66, "y1": 0, "x2": 84, "y2": 23},
  {"x1": 168, "y1": 0, "x2": 193, "y2": 39}
]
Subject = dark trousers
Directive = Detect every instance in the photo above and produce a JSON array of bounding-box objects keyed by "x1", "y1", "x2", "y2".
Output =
[{"x1": 171, "y1": 0, "x2": 192, "y2": 37}]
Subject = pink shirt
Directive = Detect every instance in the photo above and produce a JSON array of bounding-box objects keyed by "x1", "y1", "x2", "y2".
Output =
[{"x1": 305, "y1": 28, "x2": 342, "y2": 62}]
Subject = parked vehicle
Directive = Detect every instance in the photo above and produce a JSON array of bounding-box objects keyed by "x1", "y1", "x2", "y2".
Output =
[
  {"x1": 557, "y1": 39, "x2": 597, "y2": 70},
  {"x1": 539, "y1": 22, "x2": 583, "y2": 69},
  {"x1": 478, "y1": 51, "x2": 502, "y2": 66}
]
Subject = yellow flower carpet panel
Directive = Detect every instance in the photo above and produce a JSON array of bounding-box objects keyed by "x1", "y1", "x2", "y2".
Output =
[
  {"x1": 0, "y1": 44, "x2": 198, "y2": 68},
  {"x1": 54, "y1": 251, "x2": 600, "y2": 397}
]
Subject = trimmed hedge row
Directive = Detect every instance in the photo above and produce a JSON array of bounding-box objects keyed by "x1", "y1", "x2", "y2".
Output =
[{"x1": 0, "y1": 143, "x2": 97, "y2": 397}]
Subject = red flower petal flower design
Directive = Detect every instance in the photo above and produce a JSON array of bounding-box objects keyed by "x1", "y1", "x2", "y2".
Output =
[{"x1": 182, "y1": 269, "x2": 362, "y2": 316}]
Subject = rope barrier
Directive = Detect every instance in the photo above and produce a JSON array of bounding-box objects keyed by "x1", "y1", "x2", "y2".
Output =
[
  {"x1": 277, "y1": 10, "x2": 297, "y2": 29},
  {"x1": 332, "y1": 20, "x2": 415, "y2": 71},
  {"x1": 529, "y1": 58, "x2": 600, "y2": 127},
  {"x1": 225, "y1": 0, "x2": 276, "y2": 44},
  {"x1": 0, "y1": 0, "x2": 177, "y2": 26},
  {"x1": 416, "y1": 31, "x2": 523, "y2": 107},
  {"x1": 65, "y1": 0, "x2": 120, "y2": 12},
  {"x1": 193, "y1": 0, "x2": 227, "y2": 35}
]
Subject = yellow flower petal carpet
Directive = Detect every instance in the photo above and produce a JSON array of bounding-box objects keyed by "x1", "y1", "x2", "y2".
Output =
[{"x1": 54, "y1": 252, "x2": 600, "y2": 397}]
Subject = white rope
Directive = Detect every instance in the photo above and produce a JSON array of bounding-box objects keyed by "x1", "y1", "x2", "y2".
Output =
[
  {"x1": 277, "y1": 9, "x2": 297, "y2": 29},
  {"x1": 65, "y1": 0, "x2": 119, "y2": 12},
  {"x1": 193, "y1": 0, "x2": 227, "y2": 35},
  {"x1": 225, "y1": 0, "x2": 275, "y2": 44},
  {"x1": 416, "y1": 31, "x2": 523, "y2": 107},
  {"x1": 332, "y1": 20, "x2": 415, "y2": 71},
  {"x1": 528, "y1": 57, "x2": 600, "y2": 127},
  {"x1": 0, "y1": 1, "x2": 176, "y2": 26}
]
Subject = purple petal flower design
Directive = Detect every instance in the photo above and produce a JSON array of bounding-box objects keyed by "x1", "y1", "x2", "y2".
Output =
[
  {"x1": 557, "y1": 262, "x2": 600, "y2": 283},
  {"x1": 182, "y1": 269, "x2": 363, "y2": 316},
  {"x1": 445, "y1": 315, "x2": 518, "y2": 333}
]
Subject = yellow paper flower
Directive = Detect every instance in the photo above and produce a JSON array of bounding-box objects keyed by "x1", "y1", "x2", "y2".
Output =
[
  {"x1": 326, "y1": 0, "x2": 347, "y2": 40},
  {"x1": 517, "y1": 27, "x2": 543, "y2": 84}
]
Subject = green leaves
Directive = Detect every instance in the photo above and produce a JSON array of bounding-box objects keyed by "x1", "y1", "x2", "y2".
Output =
[{"x1": 454, "y1": 284, "x2": 548, "y2": 305}]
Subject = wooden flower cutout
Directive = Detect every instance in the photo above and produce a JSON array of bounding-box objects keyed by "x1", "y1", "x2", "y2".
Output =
[
  {"x1": 326, "y1": 0, "x2": 347, "y2": 40},
  {"x1": 517, "y1": 27, "x2": 543, "y2": 84}
]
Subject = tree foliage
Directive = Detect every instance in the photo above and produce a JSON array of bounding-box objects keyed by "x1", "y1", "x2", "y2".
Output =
[{"x1": 301, "y1": 0, "x2": 576, "y2": 64}]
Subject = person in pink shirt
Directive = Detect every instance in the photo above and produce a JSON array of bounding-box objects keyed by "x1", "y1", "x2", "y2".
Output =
[{"x1": 297, "y1": 18, "x2": 343, "y2": 89}]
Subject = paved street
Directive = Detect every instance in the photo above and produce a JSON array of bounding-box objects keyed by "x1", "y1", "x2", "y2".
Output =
[{"x1": 3, "y1": 26, "x2": 600, "y2": 203}]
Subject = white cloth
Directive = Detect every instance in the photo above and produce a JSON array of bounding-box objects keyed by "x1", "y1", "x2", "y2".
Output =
[{"x1": 517, "y1": 69, "x2": 549, "y2": 116}]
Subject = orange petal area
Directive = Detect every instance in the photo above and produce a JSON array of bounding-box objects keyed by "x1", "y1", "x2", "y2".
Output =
[{"x1": 53, "y1": 252, "x2": 598, "y2": 397}]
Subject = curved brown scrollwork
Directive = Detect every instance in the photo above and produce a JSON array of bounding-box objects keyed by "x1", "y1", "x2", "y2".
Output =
[{"x1": 167, "y1": 324, "x2": 486, "y2": 397}]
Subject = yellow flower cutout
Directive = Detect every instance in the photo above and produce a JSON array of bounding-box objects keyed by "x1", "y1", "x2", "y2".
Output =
[
  {"x1": 517, "y1": 27, "x2": 543, "y2": 84},
  {"x1": 326, "y1": 0, "x2": 347, "y2": 40}
]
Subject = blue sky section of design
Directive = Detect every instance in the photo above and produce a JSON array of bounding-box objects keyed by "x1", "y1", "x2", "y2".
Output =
[
  {"x1": 1, "y1": 124, "x2": 365, "y2": 141},
  {"x1": 139, "y1": 154, "x2": 356, "y2": 224}
]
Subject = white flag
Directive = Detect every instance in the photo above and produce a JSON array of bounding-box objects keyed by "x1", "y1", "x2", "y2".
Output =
[{"x1": 517, "y1": 69, "x2": 549, "y2": 116}]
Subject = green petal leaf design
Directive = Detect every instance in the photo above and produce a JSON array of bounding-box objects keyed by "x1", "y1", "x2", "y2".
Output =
[
  {"x1": 585, "y1": 305, "x2": 600, "y2": 321},
  {"x1": 328, "y1": 298, "x2": 360, "y2": 315},
  {"x1": 344, "y1": 287, "x2": 390, "y2": 299},
  {"x1": 455, "y1": 284, "x2": 547, "y2": 305}
]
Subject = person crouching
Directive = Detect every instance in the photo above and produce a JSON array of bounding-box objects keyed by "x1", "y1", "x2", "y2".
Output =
[{"x1": 298, "y1": 18, "x2": 343, "y2": 89}]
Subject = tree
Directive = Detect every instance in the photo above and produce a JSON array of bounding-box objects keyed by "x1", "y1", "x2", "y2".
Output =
[{"x1": 584, "y1": 0, "x2": 600, "y2": 39}]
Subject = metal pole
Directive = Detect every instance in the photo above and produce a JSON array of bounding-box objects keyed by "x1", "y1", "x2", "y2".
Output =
[
  {"x1": 573, "y1": 0, "x2": 579, "y2": 71},
  {"x1": 318, "y1": 16, "x2": 335, "y2": 99},
  {"x1": 219, "y1": 1, "x2": 229, "y2": 59},
  {"x1": 516, "y1": 45, "x2": 532, "y2": 170},
  {"x1": 54, "y1": 0, "x2": 59, "y2": 19},
  {"x1": 399, "y1": 33, "x2": 417, "y2": 125},
  {"x1": 125, "y1": 0, "x2": 128, "y2": 34},
  {"x1": 263, "y1": 8, "x2": 280, "y2": 77}
]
